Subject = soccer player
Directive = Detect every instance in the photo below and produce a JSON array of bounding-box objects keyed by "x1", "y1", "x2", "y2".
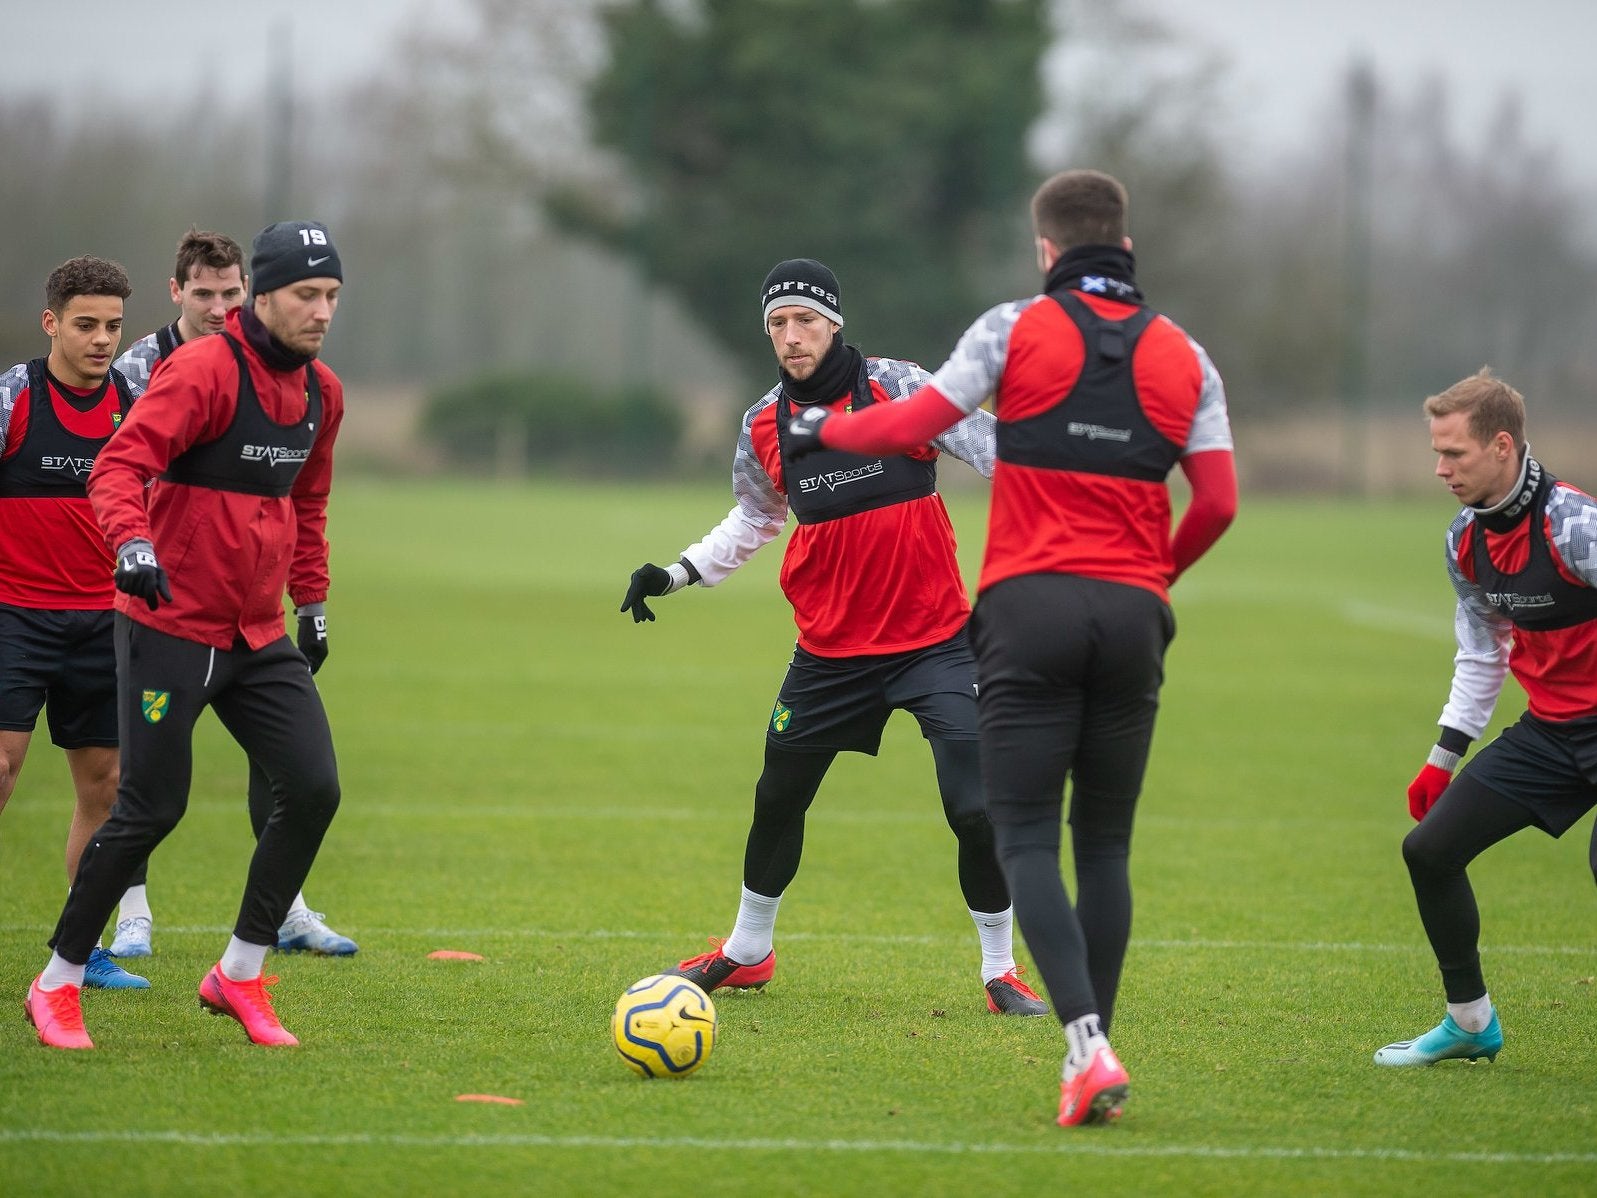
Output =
[
  {"x1": 1374, "y1": 369, "x2": 1597, "y2": 1067},
  {"x1": 788, "y1": 170, "x2": 1237, "y2": 1124},
  {"x1": 0, "y1": 256, "x2": 149, "y2": 992},
  {"x1": 621, "y1": 258, "x2": 1048, "y2": 1019},
  {"x1": 107, "y1": 227, "x2": 356, "y2": 960},
  {"x1": 24, "y1": 221, "x2": 348, "y2": 1050}
]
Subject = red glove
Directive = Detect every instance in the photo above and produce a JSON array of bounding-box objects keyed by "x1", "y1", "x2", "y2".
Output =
[{"x1": 1407, "y1": 764, "x2": 1453, "y2": 821}]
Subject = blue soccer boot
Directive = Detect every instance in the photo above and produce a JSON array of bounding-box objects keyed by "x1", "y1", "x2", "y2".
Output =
[{"x1": 83, "y1": 946, "x2": 151, "y2": 990}]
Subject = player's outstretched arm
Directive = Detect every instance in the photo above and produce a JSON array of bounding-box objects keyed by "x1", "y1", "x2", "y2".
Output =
[{"x1": 797, "y1": 384, "x2": 965, "y2": 459}]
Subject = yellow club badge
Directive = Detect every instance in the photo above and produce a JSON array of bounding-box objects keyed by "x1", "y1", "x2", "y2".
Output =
[
  {"x1": 141, "y1": 690, "x2": 170, "y2": 724},
  {"x1": 770, "y1": 701, "x2": 793, "y2": 734}
]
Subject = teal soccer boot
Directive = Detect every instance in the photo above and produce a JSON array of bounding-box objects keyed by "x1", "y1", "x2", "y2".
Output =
[{"x1": 1374, "y1": 1011, "x2": 1502, "y2": 1066}]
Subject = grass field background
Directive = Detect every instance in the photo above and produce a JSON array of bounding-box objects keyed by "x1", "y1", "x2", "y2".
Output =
[{"x1": 2, "y1": 479, "x2": 1594, "y2": 1197}]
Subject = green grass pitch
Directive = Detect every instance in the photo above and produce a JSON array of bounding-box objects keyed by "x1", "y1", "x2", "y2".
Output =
[{"x1": 2, "y1": 480, "x2": 1593, "y2": 1197}]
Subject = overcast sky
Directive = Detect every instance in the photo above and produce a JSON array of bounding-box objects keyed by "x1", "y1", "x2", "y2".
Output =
[{"x1": 5, "y1": 0, "x2": 1595, "y2": 191}]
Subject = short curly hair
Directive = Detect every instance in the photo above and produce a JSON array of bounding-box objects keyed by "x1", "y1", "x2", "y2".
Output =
[{"x1": 46, "y1": 256, "x2": 132, "y2": 314}]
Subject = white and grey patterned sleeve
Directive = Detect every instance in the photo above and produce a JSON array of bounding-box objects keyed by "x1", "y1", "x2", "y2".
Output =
[
  {"x1": 928, "y1": 300, "x2": 1030, "y2": 416},
  {"x1": 679, "y1": 393, "x2": 789, "y2": 588},
  {"x1": 0, "y1": 363, "x2": 28, "y2": 453},
  {"x1": 1437, "y1": 512, "x2": 1512, "y2": 738},
  {"x1": 933, "y1": 406, "x2": 997, "y2": 478},
  {"x1": 1547, "y1": 483, "x2": 1597, "y2": 587},
  {"x1": 871, "y1": 356, "x2": 995, "y2": 478},
  {"x1": 113, "y1": 334, "x2": 160, "y2": 399},
  {"x1": 1183, "y1": 335, "x2": 1234, "y2": 455}
]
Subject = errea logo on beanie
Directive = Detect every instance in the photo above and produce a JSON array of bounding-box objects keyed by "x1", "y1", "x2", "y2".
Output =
[
  {"x1": 760, "y1": 258, "x2": 843, "y2": 329},
  {"x1": 250, "y1": 221, "x2": 343, "y2": 297}
]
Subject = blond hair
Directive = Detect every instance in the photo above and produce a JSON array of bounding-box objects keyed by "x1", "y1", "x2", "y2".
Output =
[{"x1": 1423, "y1": 367, "x2": 1526, "y2": 450}]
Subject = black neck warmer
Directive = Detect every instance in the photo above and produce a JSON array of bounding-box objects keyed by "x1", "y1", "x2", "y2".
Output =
[
  {"x1": 780, "y1": 334, "x2": 862, "y2": 406},
  {"x1": 1044, "y1": 244, "x2": 1144, "y2": 304},
  {"x1": 240, "y1": 305, "x2": 317, "y2": 371}
]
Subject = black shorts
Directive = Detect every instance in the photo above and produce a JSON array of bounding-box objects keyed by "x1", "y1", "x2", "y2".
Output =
[
  {"x1": 0, "y1": 602, "x2": 117, "y2": 748},
  {"x1": 1460, "y1": 711, "x2": 1597, "y2": 837},
  {"x1": 765, "y1": 629, "x2": 979, "y2": 754}
]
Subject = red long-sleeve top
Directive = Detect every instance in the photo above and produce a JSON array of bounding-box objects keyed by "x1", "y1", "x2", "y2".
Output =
[{"x1": 87, "y1": 307, "x2": 342, "y2": 650}]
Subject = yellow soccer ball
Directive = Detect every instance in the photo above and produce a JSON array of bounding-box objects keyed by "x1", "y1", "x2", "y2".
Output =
[{"x1": 612, "y1": 974, "x2": 717, "y2": 1079}]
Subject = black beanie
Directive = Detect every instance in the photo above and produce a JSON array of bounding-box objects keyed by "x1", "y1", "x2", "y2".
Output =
[
  {"x1": 759, "y1": 258, "x2": 843, "y2": 329},
  {"x1": 250, "y1": 220, "x2": 343, "y2": 296}
]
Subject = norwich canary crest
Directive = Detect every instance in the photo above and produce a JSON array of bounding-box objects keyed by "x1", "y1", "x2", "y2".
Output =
[
  {"x1": 141, "y1": 690, "x2": 170, "y2": 724},
  {"x1": 770, "y1": 701, "x2": 792, "y2": 734}
]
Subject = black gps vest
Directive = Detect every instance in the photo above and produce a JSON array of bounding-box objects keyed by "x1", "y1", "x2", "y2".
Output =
[
  {"x1": 1469, "y1": 461, "x2": 1597, "y2": 631},
  {"x1": 154, "y1": 322, "x2": 181, "y2": 362},
  {"x1": 162, "y1": 335, "x2": 321, "y2": 497},
  {"x1": 774, "y1": 360, "x2": 936, "y2": 526},
  {"x1": 996, "y1": 291, "x2": 1181, "y2": 482},
  {"x1": 0, "y1": 359, "x2": 133, "y2": 498}
]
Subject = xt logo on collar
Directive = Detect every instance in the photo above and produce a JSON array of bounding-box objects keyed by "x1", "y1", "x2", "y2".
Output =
[{"x1": 1078, "y1": 275, "x2": 1140, "y2": 300}]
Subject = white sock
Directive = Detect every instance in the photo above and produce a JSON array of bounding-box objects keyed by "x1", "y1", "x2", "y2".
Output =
[
  {"x1": 970, "y1": 906, "x2": 1017, "y2": 984},
  {"x1": 39, "y1": 952, "x2": 87, "y2": 991},
  {"x1": 287, "y1": 891, "x2": 311, "y2": 918},
  {"x1": 720, "y1": 886, "x2": 782, "y2": 964},
  {"x1": 119, "y1": 885, "x2": 153, "y2": 923},
  {"x1": 1062, "y1": 1013, "x2": 1110, "y2": 1081},
  {"x1": 1448, "y1": 993, "x2": 1494, "y2": 1034},
  {"x1": 220, "y1": 937, "x2": 270, "y2": 981}
]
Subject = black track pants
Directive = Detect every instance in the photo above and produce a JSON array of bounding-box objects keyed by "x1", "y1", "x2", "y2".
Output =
[
  {"x1": 972, "y1": 573, "x2": 1173, "y2": 1030},
  {"x1": 122, "y1": 751, "x2": 277, "y2": 890},
  {"x1": 51, "y1": 616, "x2": 340, "y2": 960}
]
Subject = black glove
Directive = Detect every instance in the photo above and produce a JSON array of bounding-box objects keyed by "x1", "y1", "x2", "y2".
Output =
[
  {"x1": 786, "y1": 405, "x2": 831, "y2": 459},
  {"x1": 296, "y1": 603, "x2": 328, "y2": 674},
  {"x1": 113, "y1": 538, "x2": 172, "y2": 611},
  {"x1": 621, "y1": 563, "x2": 673, "y2": 623}
]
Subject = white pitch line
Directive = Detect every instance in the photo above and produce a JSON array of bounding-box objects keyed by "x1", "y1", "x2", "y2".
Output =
[
  {"x1": 0, "y1": 925, "x2": 1588, "y2": 957},
  {"x1": 0, "y1": 1128, "x2": 1591, "y2": 1166}
]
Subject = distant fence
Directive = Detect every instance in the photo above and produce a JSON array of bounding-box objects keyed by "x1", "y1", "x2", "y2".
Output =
[{"x1": 1239, "y1": 412, "x2": 1597, "y2": 497}]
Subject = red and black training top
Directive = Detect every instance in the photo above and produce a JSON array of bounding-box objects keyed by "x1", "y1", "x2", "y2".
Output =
[
  {"x1": 0, "y1": 359, "x2": 133, "y2": 609},
  {"x1": 820, "y1": 248, "x2": 1235, "y2": 603}
]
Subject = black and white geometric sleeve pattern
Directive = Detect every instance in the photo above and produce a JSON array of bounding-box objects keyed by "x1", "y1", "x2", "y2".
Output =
[
  {"x1": 679, "y1": 391, "x2": 789, "y2": 588},
  {"x1": 928, "y1": 300, "x2": 1031, "y2": 417},
  {"x1": 871, "y1": 355, "x2": 995, "y2": 479},
  {"x1": 1547, "y1": 483, "x2": 1597, "y2": 587},
  {"x1": 1438, "y1": 510, "x2": 1512, "y2": 738},
  {"x1": 0, "y1": 363, "x2": 27, "y2": 452},
  {"x1": 112, "y1": 333, "x2": 161, "y2": 399},
  {"x1": 1183, "y1": 336, "x2": 1234, "y2": 455}
]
